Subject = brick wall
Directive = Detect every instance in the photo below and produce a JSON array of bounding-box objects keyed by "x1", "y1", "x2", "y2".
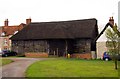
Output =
[
  {"x1": 25, "y1": 52, "x2": 48, "y2": 58},
  {"x1": 71, "y1": 53, "x2": 92, "y2": 59}
]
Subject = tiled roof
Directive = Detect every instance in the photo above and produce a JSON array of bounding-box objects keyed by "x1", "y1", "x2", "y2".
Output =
[{"x1": 1, "y1": 23, "x2": 26, "y2": 36}]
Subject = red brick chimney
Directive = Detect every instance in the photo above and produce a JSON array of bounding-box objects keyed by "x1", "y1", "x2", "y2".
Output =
[
  {"x1": 109, "y1": 16, "x2": 114, "y2": 26},
  {"x1": 4, "y1": 19, "x2": 9, "y2": 26},
  {"x1": 26, "y1": 18, "x2": 31, "y2": 25}
]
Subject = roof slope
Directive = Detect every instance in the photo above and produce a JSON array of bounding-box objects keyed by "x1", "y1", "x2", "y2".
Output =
[
  {"x1": 2, "y1": 26, "x2": 19, "y2": 36},
  {"x1": 10, "y1": 18, "x2": 98, "y2": 40},
  {"x1": 1, "y1": 23, "x2": 26, "y2": 36}
]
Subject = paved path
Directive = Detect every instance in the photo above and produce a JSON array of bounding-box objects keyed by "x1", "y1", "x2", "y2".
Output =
[{"x1": 0, "y1": 58, "x2": 47, "y2": 77}]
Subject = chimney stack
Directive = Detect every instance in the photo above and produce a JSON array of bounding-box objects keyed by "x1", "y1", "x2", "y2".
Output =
[
  {"x1": 109, "y1": 16, "x2": 114, "y2": 26},
  {"x1": 4, "y1": 19, "x2": 9, "y2": 26},
  {"x1": 26, "y1": 18, "x2": 31, "y2": 25}
]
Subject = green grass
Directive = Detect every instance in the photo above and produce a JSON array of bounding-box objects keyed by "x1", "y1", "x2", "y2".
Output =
[
  {"x1": 26, "y1": 58, "x2": 118, "y2": 77},
  {"x1": 0, "y1": 59, "x2": 13, "y2": 66}
]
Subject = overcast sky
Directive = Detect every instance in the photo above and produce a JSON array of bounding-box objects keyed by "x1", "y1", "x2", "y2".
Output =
[
  {"x1": 0, "y1": 0, "x2": 119, "y2": 25},
  {"x1": 0, "y1": 0, "x2": 119, "y2": 41}
]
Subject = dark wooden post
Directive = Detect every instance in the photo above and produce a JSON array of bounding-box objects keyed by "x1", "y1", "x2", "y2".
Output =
[
  {"x1": 57, "y1": 48, "x2": 58, "y2": 57},
  {"x1": 46, "y1": 40, "x2": 50, "y2": 55},
  {"x1": 65, "y1": 40, "x2": 68, "y2": 57},
  {"x1": 54, "y1": 51, "x2": 55, "y2": 56},
  {"x1": 47, "y1": 45, "x2": 50, "y2": 55}
]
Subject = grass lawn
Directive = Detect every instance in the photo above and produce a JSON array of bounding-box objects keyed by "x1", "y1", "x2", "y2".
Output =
[
  {"x1": 0, "y1": 58, "x2": 13, "y2": 66},
  {"x1": 26, "y1": 58, "x2": 118, "y2": 77}
]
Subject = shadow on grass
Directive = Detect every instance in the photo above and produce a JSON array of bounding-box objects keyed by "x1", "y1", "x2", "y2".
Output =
[
  {"x1": 118, "y1": 61, "x2": 120, "y2": 79},
  {"x1": 1, "y1": 77, "x2": 119, "y2": 79}
]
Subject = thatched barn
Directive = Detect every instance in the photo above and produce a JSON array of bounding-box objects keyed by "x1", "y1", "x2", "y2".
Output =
[{"x1": 10, "y1": 18, "x2": 98, "y2": 59}]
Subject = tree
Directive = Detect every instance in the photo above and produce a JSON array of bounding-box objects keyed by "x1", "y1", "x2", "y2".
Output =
[{"x1": 105, "y1": 27, "x2": 120, "y2": 70}]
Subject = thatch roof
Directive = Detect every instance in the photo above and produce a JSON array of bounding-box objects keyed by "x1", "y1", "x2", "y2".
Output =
[{"x1": 10, "y1": 18, "x2": 98, "y2": 40}]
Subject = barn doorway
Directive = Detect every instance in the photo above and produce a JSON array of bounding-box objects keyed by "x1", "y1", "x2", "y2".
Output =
[
  {"x1": 49, "y1": 40, "x2": 66, "y2": 56},
  {"x1": 48, "y1": 39, "x2": 75, "y2": 56}
]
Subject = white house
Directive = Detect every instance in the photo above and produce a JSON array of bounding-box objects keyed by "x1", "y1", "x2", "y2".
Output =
[{"x1": 96, "y1": 17, "x2": 118, "y2": 59}]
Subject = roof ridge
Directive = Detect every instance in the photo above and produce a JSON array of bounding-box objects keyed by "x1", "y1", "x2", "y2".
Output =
[{"x1": 30, "y1": 18, "x2": 97, "y2": 24}]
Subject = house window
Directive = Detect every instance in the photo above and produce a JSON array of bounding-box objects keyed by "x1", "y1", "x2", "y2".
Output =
[{"x1": 4, "y1": 38, "x2": 7, "y2": 44}]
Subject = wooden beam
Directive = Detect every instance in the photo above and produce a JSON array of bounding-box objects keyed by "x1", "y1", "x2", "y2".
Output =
[{"x1": 65, "y1": 40, "x2": 68, "y2": 55}]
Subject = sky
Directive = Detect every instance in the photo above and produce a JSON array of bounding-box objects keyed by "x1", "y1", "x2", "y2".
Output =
[
  {"x1": 119, "y1": 1, "x2": 120, "y2": 28},
  {"x1": 0, "y1": 0, "x2": 120, "y2": 41}
]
